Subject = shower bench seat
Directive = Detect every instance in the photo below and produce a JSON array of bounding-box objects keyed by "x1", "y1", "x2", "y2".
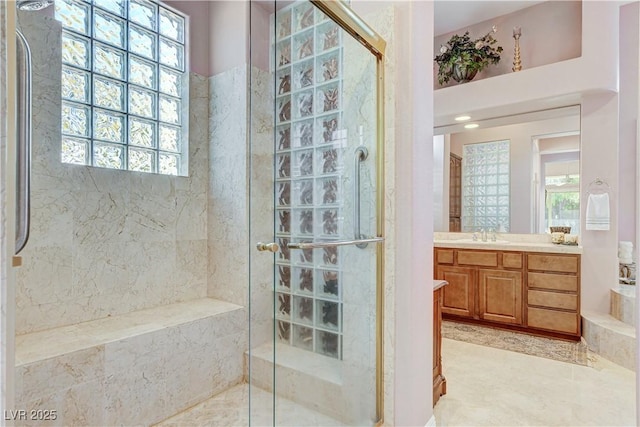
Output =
[{"x1": 15, "y1": 297, "x2": 246, "y2": 427}]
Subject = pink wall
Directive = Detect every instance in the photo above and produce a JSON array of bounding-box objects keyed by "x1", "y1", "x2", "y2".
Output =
[
  {"x1": 577, "y1": 2, "x2": 622, "y2": 315},
  {"x1": 166, "y1": 1, "x2": 251, "y2": 76},
  {"x1": 208, "y1": 1, "x2": 249, "y2": 76},
  {"x1": 538, "y1": 135, "x2": 580, "y2": 152},
  {"x1": 142, "y1": 1, "x2": 256, "y2": 77},
  {"x1": 367, "y1": 1, "x2": 435, "y2": 425},
  {"x1": 250, "y1": 2, "x2": 271, "y2": 72},
  {"x1": 164, "y1": 1, "x2": 210, "y2": 76},
  {"x1": 618, "y1": 2, "x2": 638, "y2": 244},
  {"x1": 434, "y1": 1, "x2": 582, "y2": 88},
  {"x1": 637, "y1": 5, "x2": 640, "y2": 426},
  {"x1": 581, "y1": 92, "x2": 620, "y2": 314}
]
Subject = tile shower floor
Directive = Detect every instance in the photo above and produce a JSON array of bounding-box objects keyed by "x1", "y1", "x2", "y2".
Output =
[
  {"x1": 158, "y1": 338, "x2": 634, "y2": 426},
  {"x1": 155, "y1": 383, "x2": 344, "y2": 427}
]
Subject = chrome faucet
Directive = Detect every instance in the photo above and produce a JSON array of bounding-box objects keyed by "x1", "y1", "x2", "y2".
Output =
[{"x1": 480, "y1": 228, "x2": 487, "y2": 242}]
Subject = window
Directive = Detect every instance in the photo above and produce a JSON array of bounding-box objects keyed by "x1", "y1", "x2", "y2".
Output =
[
  {"x1": 461, "y1": 140, "x2": 510, "y2": 232},
  {"x1": 544, "y1": 159, "x2": 580, "y2": 233},
  {"x1": 56, "y1": 0, "x2": 187, "y2": 175}
]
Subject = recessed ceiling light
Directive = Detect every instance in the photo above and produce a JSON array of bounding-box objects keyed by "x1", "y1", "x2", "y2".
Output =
[
  {"x1": 455, "y1": 115, "x2": 471, "y2": 121},
  {"x1": 464, "y1": 123, "x2": 479, "y2": 129}
]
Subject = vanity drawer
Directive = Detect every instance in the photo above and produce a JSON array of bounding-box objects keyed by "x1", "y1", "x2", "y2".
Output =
[
  {"x1": 502, "y1": 253, "x2": 523, "y2": 269},
  {"x1": 436, "y1": 249, "x2": 454, "y2": 265},
  {"x1": 527, "y1": 307, "x2": 579, "y2": 335},
  {"x1": 528, "y1": 290, "x2": 578, "y2": 311},
  {"x1": 528, "y1": 272, "x2": 578, "y2": 292},
  {"x1": 457, "y1": 251, "x2": 498, "y2": 267},
  {"x1": 527, "y1": 254, "x2": 579, "y2": 274}
]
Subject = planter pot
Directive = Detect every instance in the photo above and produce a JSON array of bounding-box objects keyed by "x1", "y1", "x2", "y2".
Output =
[{"x1": 452, "y1": 63, "x2": 478, "y2": 83}]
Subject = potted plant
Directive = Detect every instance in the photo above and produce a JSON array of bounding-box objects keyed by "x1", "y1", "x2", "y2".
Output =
[{"x1": 434, "y1": 25, "x2": 503, "y2": 85}]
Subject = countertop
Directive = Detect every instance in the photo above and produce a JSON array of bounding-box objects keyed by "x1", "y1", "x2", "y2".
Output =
[
  {"x1": 434, "y1": 280, "x2": 448, "y2": 290},
  {"x1": 433, "y1": 232, "x2": 583, "y2": 254}
]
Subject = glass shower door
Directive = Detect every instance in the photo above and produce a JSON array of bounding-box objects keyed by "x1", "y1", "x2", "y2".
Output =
[{"x1": 250, "y1": 1, "x2": 385, "y2": 425}]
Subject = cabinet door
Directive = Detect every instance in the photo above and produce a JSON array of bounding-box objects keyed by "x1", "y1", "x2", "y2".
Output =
[
  {"x1": 433, "y1": 287, "x2": 442, "y2": 376},
  {"x1": 478, "y1": 269, "x2": 523, "y2": 325},
  {"x1": 433, "y1": 286, "x2": 446, "y2": 406},
  {"x1": 436, "y1": 266, "x2": 475, "y2": 318}
]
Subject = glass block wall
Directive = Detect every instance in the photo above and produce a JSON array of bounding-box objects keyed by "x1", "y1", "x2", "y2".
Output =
[
  {"x1": 273, "y1": 1, "x2": 344, "y2": 359},
  {"x1": 55, "y1": 0, "x2": 186, "y2": 175},
  {"x1": 462, "y1": 140, "x2": 510, "y2": 232}
]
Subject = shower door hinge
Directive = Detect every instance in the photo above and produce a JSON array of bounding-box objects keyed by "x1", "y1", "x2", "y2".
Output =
[{"x1": 256, "y1": 242, "x2": 279, "y2": 253}]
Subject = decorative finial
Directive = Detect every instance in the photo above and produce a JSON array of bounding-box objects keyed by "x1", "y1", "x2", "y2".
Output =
[{"x1": 512, "y1": 26, "x2": 522, "y2": 72}]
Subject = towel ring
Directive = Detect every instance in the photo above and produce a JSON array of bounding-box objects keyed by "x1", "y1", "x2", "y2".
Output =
[{"x1": 586, "y1": 177, "x2": 611, "y2": 195}]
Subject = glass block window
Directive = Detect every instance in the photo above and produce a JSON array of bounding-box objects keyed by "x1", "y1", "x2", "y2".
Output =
[
  {"x1": 273, "y1": 1, "x2": 345, "y2": 360},
  {"x1": 461, "y1": 140, "x2": 510, "y2": 232},
  {"x1": 56, "y1": 0, "x2": 186, "y2": 175}
]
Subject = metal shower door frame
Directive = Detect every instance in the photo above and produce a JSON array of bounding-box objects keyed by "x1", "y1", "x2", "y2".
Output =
[{"x1": 305, "y1": 2, "x2": 387, "y2": 422}]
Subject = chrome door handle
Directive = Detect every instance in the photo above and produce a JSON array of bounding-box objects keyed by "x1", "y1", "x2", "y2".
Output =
[
  {"x1": 256, "y1": 242, "x2": 279, "y2": 253},
  {"x1": 354, "y1": 146, "x2": 369, "y2": 248},
  {"x1": 15, "y1": 30, "x2": 32, "y2": 255},
  {"x1": 287, "y1": 237, "x2": 384, "y2": 250}
]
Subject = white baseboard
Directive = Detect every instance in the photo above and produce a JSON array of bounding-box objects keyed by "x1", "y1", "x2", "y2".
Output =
[{"x1": 425, "y1": 414, "x2": 437, "y2": 427}]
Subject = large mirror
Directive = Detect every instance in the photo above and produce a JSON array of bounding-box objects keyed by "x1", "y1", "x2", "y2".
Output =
[{"x1": 433, "y1": 105, "x2": 580, "y2": 234}]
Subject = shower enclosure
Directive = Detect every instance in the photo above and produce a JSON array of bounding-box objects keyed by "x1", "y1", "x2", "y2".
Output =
[
  {"x1": 2, "y1": 0, "x2": 387, "y2": 424},
  {"x1": 249, "y1": 1, "x2": 386, "y2": 424}
]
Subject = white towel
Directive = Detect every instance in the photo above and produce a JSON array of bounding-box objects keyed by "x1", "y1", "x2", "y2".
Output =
[{"x1": 585, "y1": 193, "x2": 610, "y2": 231}]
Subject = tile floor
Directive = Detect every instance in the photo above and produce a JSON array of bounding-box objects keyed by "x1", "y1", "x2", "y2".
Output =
[
  {"x1": 158, "y1": 338, "x2": 635, "y2": 426},
  {"x1": 434, "y1": 338, "x2": 636, "y2": 426},
  {"x1": 155, "y1": 383, "x2": 344, "y2": 427}
]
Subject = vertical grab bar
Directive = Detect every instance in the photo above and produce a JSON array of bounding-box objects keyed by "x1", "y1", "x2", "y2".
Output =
[
  {"x1": 15, "y1": 30, "x2": 31, "y2": 255},
  {"x1": 354, "y1": 146, "x2": 369, "y2": 248}
]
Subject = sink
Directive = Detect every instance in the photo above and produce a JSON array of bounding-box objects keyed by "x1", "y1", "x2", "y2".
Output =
[{"x1": 454, "y1": 238, "x2": 510, "y2": 244}]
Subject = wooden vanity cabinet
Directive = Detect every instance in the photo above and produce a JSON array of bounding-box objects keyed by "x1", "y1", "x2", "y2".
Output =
[
  {"x1": 434, "y1": 248, "x2": 581, "y2": 339},
  {"x1": 478, "y1": 269, "x2": 523, "y2": 325},
  {"x1": 526, "y1": 254, "x2": 581, "y2": 337},
  {"x1": 433, "y1": 281, "x2": 447, "y2": 406},
  {"x1": 437, "y1": 265, "x2": 476, "y2": 318},
  {"x1": 436, "y1": 249, "x2": 523, "y2": 325}
]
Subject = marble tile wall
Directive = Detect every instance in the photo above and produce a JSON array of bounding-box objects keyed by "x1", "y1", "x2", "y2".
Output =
[
  {"x1": 208, "y1": 64, "x2": 275, "y2": 351},
  {"x1": 336, "y1": 27, "x2": 380, "y2": 424},
  {"x1": 359, "y1": 5, "x2": 398, "y2": 425},
  {"x1": 248, "y1": 343, "x2": 348, "y2": 423},
  {"x1": 582, "y1": 311, "x2": 636, "y2": 371},
  {"x1": 15, "y1": 11, "x2": 209, "y2": 334},
  {"x1": 248, "y1": 66, "x2": 277, "y2": 348},
  {"x1": 610, "y1": 285, "x2": 636, "y2": 326},
  {"x1": 207, "y1": 65, "x2": 250, "y2": 308},
  {"x1": 14, "y1": 300, "x2": 246, "y2": 426}
]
